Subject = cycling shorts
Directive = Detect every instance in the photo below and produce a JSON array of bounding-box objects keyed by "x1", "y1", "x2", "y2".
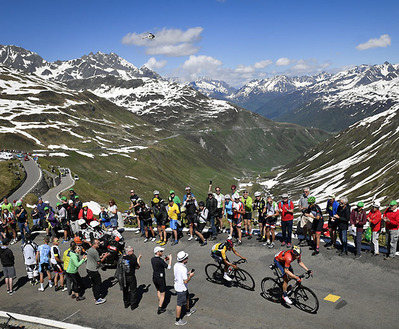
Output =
[
  {"x1": 52, "y1": 263, "x2": 64, "y2": 273},
  {"x1": 266, "y1": 216, "x2": 277, "y2": 228},
  {"x1": 312, "y1": 218, "x2": 323, "y2": 233},
  {"x1": 194, "y1": 223, "x2": 206, "y2": 233},
  {"x1": 186, "y1": 215, "x2": 197, "y2": 224},
  {"x1": 243, "y1": 212, "x2": 252, "y2": 220},
  {"x1": 227, "y1": 214, "x2": 233, "y2": 222},
  {"x1": 274, "y1": 258, "x2": 293, "y2": 277},
  {"x1": 215, "y1": 208, "x2": 223, "y2": 218},
  {"x1": 233, "y1": 217, "x2": 242, "y2": 227},
  {"x1": 258, "y1": 215, "x2": 266, "y2": 225},
  {"x1": 39, "y1": 262, "x2": 51, "y2": 273},
  {"x1": 211, "y1": 253, "x2": 229, "y2": 266},
  {"x1": 142, "y1": 218, "x2": 152, "y2": 227},
  {"x1": 153, "y1": 277, "x2": 166, "y2": 293}
]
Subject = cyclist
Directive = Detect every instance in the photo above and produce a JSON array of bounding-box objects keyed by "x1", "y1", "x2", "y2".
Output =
[
  {"x1": 274, "y1": 245, "x2": 312, "y2": 305},
  {"x1": 211, "y1": 239, "x2": 246, "y2": 282}
]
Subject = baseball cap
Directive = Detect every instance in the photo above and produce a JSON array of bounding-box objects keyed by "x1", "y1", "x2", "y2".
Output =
[
  {"x1": 390, "y1": 200, "x2": 397, "y2": 206},
  {"x1": 130, "y1": 190, "x2": 134, "y2": 193},
  {"x1": 282, "y1": 193, "x2": 289, "y2": 198},
  {"x1": 154, "y1": 246, "x2": 165, "y2": 254},
  {"x1": 170, "y1": 190, "x2": 175, "y2": 194},
  {"x1": 185, "y1": 186, "x2": 191, "y2": 191}
]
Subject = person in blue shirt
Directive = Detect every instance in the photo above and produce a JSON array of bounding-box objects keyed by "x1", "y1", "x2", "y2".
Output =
[
  {"x1": 36, "y1": 236, "x2": 53, "y2": 291},
  {"x1": 325, "y1": 195, "x2": 339, "y2": 250},
  {"x1": 224, "y1": 195, "x2": 234, "y2": 239}
]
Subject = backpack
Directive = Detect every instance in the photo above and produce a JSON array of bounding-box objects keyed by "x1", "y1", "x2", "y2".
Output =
[{"x1": 280, "y1": 200, "x2": 293, "y2": 209}]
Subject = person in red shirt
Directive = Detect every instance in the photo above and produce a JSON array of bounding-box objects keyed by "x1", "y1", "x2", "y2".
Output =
[
  {"x1": 367, "y1": 201, "x2": 382, "y2": 256},
  {"x1": 78, "y1": 204, "x2": 94, "y2": 225},
  {"x1": 383, "y1": 200, "x2": 399, "y2": 260},
  {"x1": 278, "y1": 193, "x2": 294, "y2": 247},
  {"x1": 274, "y1": 246, "x2": 312, "y2": 305}
]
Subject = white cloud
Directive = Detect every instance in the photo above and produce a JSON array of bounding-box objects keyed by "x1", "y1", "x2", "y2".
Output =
[
  {"x1": 275, "y1": 57, "x2": 292, "y2": 66},
  {"x1": 288, "y1": 59, "x2": 331, "y2": 75},
  {"x1": 254, "y1": 60, "x2": 273, "y2": 69},
  {"x1": 122, "y1": 27, "x2": 203, "y2": 57},
  {"x1": 144, "y1": 57, "x2": 167, "y2": 70},
  {"x1": 356, "y1": 34, "x2": 391, "y2": 50},
  {"x1": 180, "y1": 55, "x2": 222, "y2": 80}
]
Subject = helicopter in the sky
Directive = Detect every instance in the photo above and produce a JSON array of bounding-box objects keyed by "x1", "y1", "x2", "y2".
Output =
[{"x1": 142, "y1": 32, "x2": 155, "y2": 40}]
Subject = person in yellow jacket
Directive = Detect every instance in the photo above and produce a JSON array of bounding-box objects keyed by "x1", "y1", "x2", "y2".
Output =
[
  {"x1": 167, "y1": 197, "x2": 180, "y2": 246},
  {"x1": 63, "y1": 240, "x2": 76, "y2": 295}
]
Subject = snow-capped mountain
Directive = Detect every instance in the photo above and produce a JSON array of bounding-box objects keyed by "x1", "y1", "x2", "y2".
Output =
[
  {"x1": 0, "y1": 45, "x2": 160, "y2": 81},
  {"x1": 189, "y1": 77, "x2": 237, "y2": 99},
  {"x1": 266, "y1": 102, "x2": 399, "y2": 205}
]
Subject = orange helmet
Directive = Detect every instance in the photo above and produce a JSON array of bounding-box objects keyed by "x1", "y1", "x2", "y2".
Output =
[{"x1": 74, "y1": 237, "x2": 82, "y2": 245}]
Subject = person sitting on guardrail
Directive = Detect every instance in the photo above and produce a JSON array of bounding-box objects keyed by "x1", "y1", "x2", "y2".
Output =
[
  {"x1": 2, "y1": 209, "x2": 17, "y2": 244},
  {"x1": 56, "y1": 202, "x2": 69, "y2": 243},
  {"x1": 44, "y1": 206, "x2": 58, "y2": 238}
]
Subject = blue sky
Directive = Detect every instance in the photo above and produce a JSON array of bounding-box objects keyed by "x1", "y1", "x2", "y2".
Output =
[{"x1": 1, "y1": 0, "x2": 398, "y2": 86}]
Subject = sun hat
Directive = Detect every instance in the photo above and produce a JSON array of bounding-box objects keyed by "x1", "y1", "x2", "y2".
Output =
[{"x1": 177, "y1": 251, "x2": 189, "y2": 262}]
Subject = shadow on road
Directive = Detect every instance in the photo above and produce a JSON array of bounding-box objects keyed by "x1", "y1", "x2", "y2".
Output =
[{"x1": 136, "y1": 283, "x2": 150, "y2": 306}]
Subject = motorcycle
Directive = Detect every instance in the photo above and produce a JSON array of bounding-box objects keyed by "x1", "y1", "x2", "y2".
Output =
[{"x1": 98, "y1": 227, "x2": 125, "y2": 269}]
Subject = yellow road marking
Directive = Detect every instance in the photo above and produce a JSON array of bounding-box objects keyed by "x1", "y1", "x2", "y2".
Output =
[{"x1": 324, "y1": 294, "x2": 341, "y2": 302}]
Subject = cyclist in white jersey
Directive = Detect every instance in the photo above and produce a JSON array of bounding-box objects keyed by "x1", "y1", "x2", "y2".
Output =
[{"x1": 22, "y1": 233, "x2": 39, "y2": 285}]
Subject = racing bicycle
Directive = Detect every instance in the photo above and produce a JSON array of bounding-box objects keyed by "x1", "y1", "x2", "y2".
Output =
[
  {"x1": 205, "y1": 258, "x2": 255, "y2": 291},
  {"x1": 260, "y1": 263, "x2": 319, "y2": 314}
]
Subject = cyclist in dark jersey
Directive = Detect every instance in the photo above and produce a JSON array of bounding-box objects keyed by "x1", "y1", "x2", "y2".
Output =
[
  {"x1": 274, "y1": 246, "x2": 312, "y2": 304},
  {"x1": 211, "y1": 239, "x2": 246, "y2": 282}
]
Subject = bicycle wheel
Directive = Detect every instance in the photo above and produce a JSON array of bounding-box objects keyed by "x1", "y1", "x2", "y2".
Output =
[
  {"x1": 260, "y1": 277, "x2": 283, "y2": 303},
  {"x1": 234, "y1": 269, "x2": 255, "y2": 291},
  {"x1": 205, "y1": 264, "x2": 224, "y2": 284},
  {"x1": 294, "y1": 286, "x2": 319, "y2": 313}
]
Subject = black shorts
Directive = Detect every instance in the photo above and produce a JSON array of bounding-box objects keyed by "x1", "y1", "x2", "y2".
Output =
[
  {"x1": 258, "y1": 215, "x2": 266, "y2": 225},
  {"x1": 195, "y1": 223, "x2": 206, "y2": 233},
  {"x1": 211, "y1": 253, "x2": 229, "y2": 266},
  {"x1": 243, "y1": 212, "x2": 252, "y2": 220},
  {"x1": 10, "y1": 222, "x2": 16, "y2": 230},
  {"x1": 61, "y1": 220, "x2": 69, "y2": 230},
  {"x1": 266, "y1": 216, "x2": 277, "y2": 228},
  {"x1": 186, "y1": 215, "x2": 197, "y2": 224},
  {"x1": 215, "y1": 208, "x2": 223, "y2": 218},
  {"x1": 153, "y1": 277, "x2": 166, "y2": 293},
  {"x1": 142, "y1": 218, "x2": 152, "y2": 227},
  {"x1": 312, "y1": 219, "x2": 324, "y2": 233},
  {"x1": 40, "y1": 262, "x2": 51, "y2": 273},
  {"x1": 52, "y1": 263, "x2": 64, "y2": 273},
  {"x1": 328, "y1": 218, "x2": 338, "y2": 230},
  {"x1": 156, "y1": 218, "x2": 167, "y2": 227}
]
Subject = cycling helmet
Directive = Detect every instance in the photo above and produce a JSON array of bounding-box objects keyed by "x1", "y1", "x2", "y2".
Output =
[
  {"x1": 224, "y1": 194, "x2": 231, "y2": 200},
  {"x1": 74, "y1": 236, "x2": 82, "y2": 245},
  {"x1": 78, "y1": 219, "x2": 86, "y2": 226},
  {"x1": 254, "y1": 191, "x2": 261, "y2": 197},
  {"x1": 233, "y1": 193, "x2": 240, "y2": 200},
  {"x1": 292, "y1": 245, "x2": 301, "y2": 256},
  {"x1": 225, "y1": 239, "x2": 234, "y2": 249},
  {"x1": 198, "y1": 201, "x2": 205, "y2": 207},
  {"x1": 153, "y1": 198, "x2": 159, "y2": 204},
  {"x1": 307, "y1": 196, "x2": 316, "y2": 204},
  {"x1": 153, "y1": 190, "x2": 160, "y2": 195}
]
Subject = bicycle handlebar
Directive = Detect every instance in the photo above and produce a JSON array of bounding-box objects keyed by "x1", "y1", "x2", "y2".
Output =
[{"x1": 233, "y1": 259, "x2": 247, "y2": 265}]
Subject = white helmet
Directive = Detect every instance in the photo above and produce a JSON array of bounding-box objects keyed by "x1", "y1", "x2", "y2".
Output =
[
  {"x1": 233, "y1": 193, "x2": 240, "y2": 200},
  {"x1": 254, "y1": 191, "x2": 261, "y2": 197},
  {"x1": 153, "y1": 190, "x2": 160, "y2": 195},
  {"x1": 78, "y1": 219, "x2": 86, "y2": 226},
  {"x1": 224, "y1": 194, "x2": 231, "y2": 200},
  {"x1": 90, "y1": 221, "x2": 100, "y2": 228},
  {"x1": 177, "y1": 251, "x2": 189, "y2": 262}
]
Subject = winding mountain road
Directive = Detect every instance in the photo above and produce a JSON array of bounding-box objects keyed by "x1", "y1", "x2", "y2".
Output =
[
  {"x1": 41, "y1": 170, "x2": 74, "y2": 209},
  {"x1": 7, "y1": 157, "x2": 42, "y2": 203}
]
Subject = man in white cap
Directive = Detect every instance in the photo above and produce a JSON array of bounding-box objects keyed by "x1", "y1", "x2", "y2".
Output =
[
  {"x1": 151, "y1": 246, "x2": 172, "y2": 314},
  {"x1": 174, "y1": 251, "x2": 195, "y2": 326}
]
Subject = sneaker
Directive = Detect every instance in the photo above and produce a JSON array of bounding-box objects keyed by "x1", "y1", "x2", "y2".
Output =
[
  {"x1": 283, "y1": 295, "x2": 293, "y2": 305},
  {"x1": 135, "y1": 230, "x2": 140, "y2": 234},
  {"x1": 175, "y1": 319, "x2": 187, "y2": 326},
  {"x1": 62, "y1": 286, "x2": 67, "y2": 292},
  {"x1": 49, "y1": 282, "x2": 53, "y2": 288},
  {"x1": 188, "y1": 236, "x2": 193, "y2": 241},
  {"x1": 157, "y1": 307, "x2": 166, "y2": 314},
  {"x1": 151, "y1": 237, "x2": 157, "y2": 242},
  {"x1": 245, "y1": 232, "x2": 249, "y2": 237},
  {"x1": 156, "y1": 240, "x2": 162, "y2": 244},
  {"x1": 54, "y1": 286, "x2": 60, "y2": 291},
  {"x1": 8, "y1": 290, "x2": 14, "y2": 296},
  {"x1": 194, "y1": 237, "x2": 199, "y2": 241},
  {"x1": 144, "y1": 238, "x2": 149, "y2": 243},
  {"x1": 62, "y1": 240, "x2": 69, "y2": 244},
  {"x1": 171, "y1": 240, "x2": 178, "y2": 246},
  {"x1": 248, "y1": 234, "x2": 252, "y2": 240},
  {"x1": 354, "y1": 255, "x2": 362, "y2": 259},
  {"x1": 237, "y1": 240, "x2": 242, "y2": 245},
  {"x1": 223, "y1": 273, "x2": 233, "y2": 282},
  {"x1": 227, "y1": 235, "x2": 232, "y2": 240},
  {"x1": 76, "y1": 296, "x2": 86, "y2": 301},
  {"x1": 266, "y1": 240, "x2": 271, "y2": 245},
  {"x1": 312, "y1": 249, "x2": 320, "y2": 256},
  {"x1": 160, "y1": 241, "x2": 166, "y2": 246},
  {"x1": 38, "y1": 287, "x2": 45, "y2": 292},
  {"x1": 200, "y1": 241, "x2": 207, "y2": 246},
  {"x1": 95, "y1": 298, "x2": 106, "y2": 305},
  {"x1": 327, "y1": 245, "x2": 336, "y2": 250},
  {"x1": 384, "y1": 256, "x2": 394, "y2": 260},
  {"x1": 186, "y1": 307, "x2": 197, "y2": 317},
  {"x1": 268, "y1": 242, "x2": 275, "y2": 249},
  {"x1": 10, "y1": 239, "x2": 17, "y2": 245},
  {"x1": 281, "y1": 242, "x2": 286, "y2": 247}
]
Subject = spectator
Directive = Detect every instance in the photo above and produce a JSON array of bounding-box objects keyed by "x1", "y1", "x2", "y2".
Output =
[
  {"x1": 263, "y1": 195, "x2": 279, "y2": 248},
  {"x1": 298, "y1": 188, "x2": 312, "y2": 246},
  {"x1": 69, "y1": 188, "x2": 77, "y2": 203},
  {"x1": 21, "y1": 233, "x2": 39, "y2": 285},
  {"x1": 2, "y1": 209, "x2": 17, "y2": 244},
  {"x1": 206, "y1": 192, "x2": 218, "y2": 240},
  {"x1": 118, "y1": 246, "x2": 141, "y2": 310},
  {"x1": 253, "y1": 192, "x2": 266, "y2": 242},
  {"x1": 36, "y1": 197, "x2": 46, "y2": 229},
  {"x1": 168, "y1": 198, "x2": 180, "y2": 246},
  {"x1": 325, "y1": 195, "x2": 339, "y2": 250},
  {"x1": 56, "y1": 202, "x2": 69, "y2": 243},
  {"x1": 44, "y1": 206, "x2": 58, "y2": 237},
  {"x1": 31, "y1": 205, "x2": 40, "y2": 229},
  {"x1": 66, "y1": 244, "x2": 87, "y2": 301},
  {"x1": 1, "y1": 198, "x2": 13, "y2": 213},
  {"x1": 86, "y1": 239, "x2": 110, "y2": 305},
  {"x1": 107, "y1": 199, "x2": 118, "y2": 228},
  {"x1": 128, "y1": 189, "x2": 140, "y2": 214},
  {"x1": 69, "y1": 199, "x2": 80, "y2": 237},
  {"x1": 242, "y1": 190, "x2": 253, "y2": 239},
  {"x1": 15, "y1": 201, "x2": 30, "y2": 243},
  {"x1": 383, "y1": 200, "x2": 399, "y2": 260},
  {"x1": 279, "y1": 193, "x2": 294, "y2": 248},
  {"x1": 151, "y1": 246, "x2": 172, "y2": 314},
  {"x1": 224, "y1": 195, "x2": 234, "y2": 240},
  {"x1": 183, "y1": 195, "x2": 198, "y2": 241},
  {"x1": 36, "y1": 236, "x2": 53, "y2": 291},
  {"x1": 0, "y1": 238, "x2": 16, "y2": 295},
  {"x1": 153, "y1": 198, "x2": 168, "y2": 246},
  {"x1": 232, "y1": 193, "x2": 244, "y2": 244},
  {"x1": 350, "y1": 202, "x2": 368, "y2": 259},
  {"x1": 50, "y1": 237, "x2": 66, "y2": 291},
  {"x1": 136, "y1": 200, "x2": 156, "y2": 243},
  {"x1": 78, "y1": 203, "x2": 94, "y2": 225},
  {"x1": 174, "y1": 251, "x2": 196, "y2": 326},
  {"x1": 209, "y1": 184, "x2": 224, "y2": 234},
  {"x1": 63, "y1": 240, "x2": 76, "y2": 295},
  {"x1": 194, "y1": 202, "x2": 207, "y2": 246},
  {"x1": 99, "y1": 206, "x2": 111, "y2": 228},
  {"x1": 334, "y1": 197, "x2": 351, "y2": 256},
  {"x1": 182, "y1": 187, "x2": 195, "y2": 203},
  {"x1": 367, "y1": 201, "x2": 382, "y2": 256},
  {"x1": 305, "y1": 196, "x2": 323, "y2": 256}
]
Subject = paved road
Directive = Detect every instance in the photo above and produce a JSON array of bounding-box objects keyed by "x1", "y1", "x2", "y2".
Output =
[
  {"x1": 41, "y1": 170, "x2": 74, "y2": 209},
  {"x1": 7, "y1": 157, "x2": 42, "y2": 203},
  {"x1": 1, "y1": 232, "x2": 398, "y2": 329}
]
